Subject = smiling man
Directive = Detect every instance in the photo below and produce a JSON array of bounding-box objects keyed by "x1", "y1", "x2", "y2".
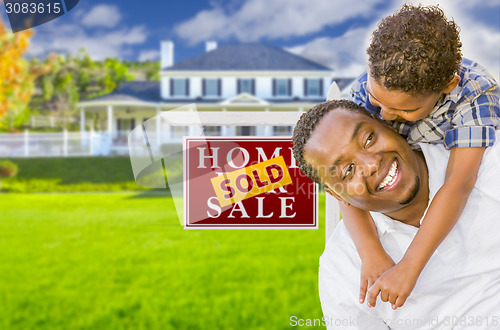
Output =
[{"x1": 292, "y1": 99, "x2": 500, "y2": 329}]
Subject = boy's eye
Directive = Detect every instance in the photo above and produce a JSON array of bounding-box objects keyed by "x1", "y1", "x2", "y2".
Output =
[
  {"x1": 364, "y1": 133, "x2": 374, "y2": 148},
  {"x1": 342, "y1": 164, "x2": 354, "y2": 180}
]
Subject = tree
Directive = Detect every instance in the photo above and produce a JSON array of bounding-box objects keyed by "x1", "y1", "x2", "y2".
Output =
[{"x1": 0, "y1": 16, "x2": 34, "y2": 120}]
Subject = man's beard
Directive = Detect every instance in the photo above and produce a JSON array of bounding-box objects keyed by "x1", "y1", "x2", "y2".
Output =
[{"x1": 399, "y1": 176, "x2": 420, "y2": 205}]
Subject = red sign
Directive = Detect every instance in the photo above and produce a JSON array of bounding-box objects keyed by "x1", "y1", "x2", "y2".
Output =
[{"x1": 184, "y1": 137, "x2": 318, "y2": 229}]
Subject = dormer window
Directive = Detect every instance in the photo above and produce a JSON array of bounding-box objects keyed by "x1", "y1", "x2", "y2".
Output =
[
  {"x1": 170, "y1": 78, "x2": 189, "y2": 97},
  {"x1": 237, "y1": 78, "x2": 255, "y2": 94},
  {"x1": 304, "y1": 78, "x2": 323, "y2": 97}
]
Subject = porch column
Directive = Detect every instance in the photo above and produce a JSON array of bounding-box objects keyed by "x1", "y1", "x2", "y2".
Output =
[
  {"x1": 107, "y1": 105, "x2": 113, "y2": 135},
  {"x1": 80, "y1": 107, "x2": 85, "y2": 133},
  {"x1": 221, "y1": 108, "x2": 228, "y2": 136},
  {"x1": 264, "y1": 108, "x2": 272, "y2": 136}
]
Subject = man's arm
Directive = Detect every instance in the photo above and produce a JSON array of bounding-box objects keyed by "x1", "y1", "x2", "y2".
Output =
[
  {"x1": 339, "y1": 203, "x2": 394, "y2": 304},
  {"x1": 367, "y1": 146, "x2": 485, "y2": 309}
]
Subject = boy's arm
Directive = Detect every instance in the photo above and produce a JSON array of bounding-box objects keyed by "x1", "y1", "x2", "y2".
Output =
[
  {"x1": 367, "y1": 146, "x2": 485, "y2": 309},
  {"x1": 339, "y1": 203, "x2": 394, "y2": 304}
]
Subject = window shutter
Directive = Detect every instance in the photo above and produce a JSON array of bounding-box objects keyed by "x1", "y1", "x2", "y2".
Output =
[
  {"x1": 319, "y1": 79, "x2": 323, "y2": 96},
  {"x1": 251, "y1": 79, "x2": 255, "y2": 95},
  {"x1": 288, "y1": 79, "x2": 292, "y2": 96},
  {"x1": 272, "y1": 78, "x2": 276, "y2": 96},
  {"x1": 237, "y1": 79, "x2": 241, "y2": 94},
  {"x1": 117, "y1": 119, "x2": 121, "y2": 131},
  {"x1": 185, "y1": 79, "x2": 190, "y2": 96},
  {"x1": 217, "y1": 79, "x2": 221, "y2": 96},
  {"x1": 130, "y1": 119, "x2": 135, "y2": 131},
  {"x1": 304, "y1": 79, "x2": 308, "y2": 96},
  {"x1": 170, "y1": 78, "x2": 174, "y2": 96},
  {"x1": 202, "y1": 78, "x2": 206, "y2": 96}
]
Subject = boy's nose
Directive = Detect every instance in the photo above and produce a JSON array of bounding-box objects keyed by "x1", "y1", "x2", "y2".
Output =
[{"x1": 380, "y1": 108, "x2": 398, "y2": 121}]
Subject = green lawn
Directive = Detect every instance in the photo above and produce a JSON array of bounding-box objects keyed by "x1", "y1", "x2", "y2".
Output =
[{"x1": 0, "y1": 192, "x2": 326, "y2": 329}]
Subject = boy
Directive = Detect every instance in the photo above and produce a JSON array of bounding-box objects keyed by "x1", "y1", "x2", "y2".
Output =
[{"x1": 344, "y1": 4, "x2": 500, "y2": 309}]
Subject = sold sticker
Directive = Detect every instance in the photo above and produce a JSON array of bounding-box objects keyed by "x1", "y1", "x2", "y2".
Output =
[{"x1": 210, "y1": 156, "x2": 292, "y2": 207}]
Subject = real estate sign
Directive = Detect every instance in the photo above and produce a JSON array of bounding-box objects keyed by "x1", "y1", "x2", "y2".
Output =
[{"x1": 184, "y1": 137, "x2": 318, "y2": 229}]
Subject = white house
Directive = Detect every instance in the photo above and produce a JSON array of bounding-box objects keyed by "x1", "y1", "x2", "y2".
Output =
[{"x1": 76, "y1": 41, "x2": 339, "y2": 154}]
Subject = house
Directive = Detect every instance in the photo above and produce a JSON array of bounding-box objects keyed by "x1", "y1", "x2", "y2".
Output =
[{"x1": 77, "y1": 41, "x2": 336, "y2": 154}]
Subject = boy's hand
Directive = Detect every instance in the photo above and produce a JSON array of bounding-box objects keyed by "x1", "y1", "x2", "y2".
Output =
[
  {"x1": 366, "y1": 261, "x2": 419, "y2": 309},
  {"x1": 359, "y1": 251, "x2": 395, "y2": 304}
]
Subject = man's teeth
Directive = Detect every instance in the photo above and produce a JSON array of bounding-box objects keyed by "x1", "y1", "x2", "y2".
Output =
[{"x1": 379, "y1": 161, "x2": 398, "y2": 190}]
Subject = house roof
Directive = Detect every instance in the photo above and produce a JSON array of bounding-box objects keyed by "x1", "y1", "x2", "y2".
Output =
[
  {"x1": 163, "y1": 43, "x2": 332, "y2": 71},
  {"x1": 84, "y1": 81, "x2": 162, "y2": 103}
]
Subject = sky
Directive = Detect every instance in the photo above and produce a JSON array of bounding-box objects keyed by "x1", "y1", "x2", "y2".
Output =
[{"x1": 2, "y1": 0, "x2": 499, "y2": 79}]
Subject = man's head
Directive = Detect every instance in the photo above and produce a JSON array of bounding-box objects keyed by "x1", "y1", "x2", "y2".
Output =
[
  {"x1": 366, "y1": 4, "x2": 462, "y2": 122},
  {"x1": 292, "y1": 100, "x2": 423, "y2": 213}
]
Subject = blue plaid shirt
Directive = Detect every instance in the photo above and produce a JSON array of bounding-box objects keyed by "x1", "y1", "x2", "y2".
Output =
[{"x1": 351, "y1": 58, "x2": 500, "y2": 149}]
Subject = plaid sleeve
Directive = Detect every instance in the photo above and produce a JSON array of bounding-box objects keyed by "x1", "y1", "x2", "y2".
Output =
[
  {"x1": 444, "y1": 83, "x2": 500, "y2": 149},
  {"x1": 350, "y1": 73, "x2": 368, "y2": 107}
]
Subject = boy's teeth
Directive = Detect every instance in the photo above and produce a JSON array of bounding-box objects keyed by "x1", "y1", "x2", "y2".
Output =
[{"x1": 379, "y1": 161, "x2": 398, "y2": 190}]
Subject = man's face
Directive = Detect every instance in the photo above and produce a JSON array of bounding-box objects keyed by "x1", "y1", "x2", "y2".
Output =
[
  {"x1": 304, "y1": 109, "x2": 422, "y2": 213},
  {"x1": 366, "y1": 74, "x2": 442, "y2": 122}
]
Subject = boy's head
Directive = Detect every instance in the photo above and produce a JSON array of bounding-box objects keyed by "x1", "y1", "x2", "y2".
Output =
[{"x1": 366, "y1": 4, "x2": 462, "y2": 122}]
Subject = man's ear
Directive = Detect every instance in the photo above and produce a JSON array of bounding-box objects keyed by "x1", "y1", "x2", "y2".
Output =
[
  {"x1": 324, "y1": 187, "x2": 350, "y2": 206},
  {"x1": 442, "y1": 75, "x2": 461, "y2": 94}
]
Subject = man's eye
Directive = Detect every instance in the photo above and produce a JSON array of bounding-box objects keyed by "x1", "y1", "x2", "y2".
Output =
[
  {"x1": 364, "y1": 133, "x2": 374, "y2": 148},
  {"x1": 343, "y1": 164, "x2": 354, "y2": 180}
]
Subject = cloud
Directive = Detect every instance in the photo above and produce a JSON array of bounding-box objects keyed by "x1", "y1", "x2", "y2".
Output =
[
  {"x1": 174, "y1": 0, "x2": 386, "y2": 45},
  {"x1": 81, "y1": 4, "x2": 122, "y2": 28},
  {"x1": 138, "y1": 50, "x2": 161, "y2": 62},
  {"x1": 288, "y1": 0, "x2": 500, "y2": 80},
  {"x1": 28, "y1": 5, "x2": 148, "y2": 60},
  {"x1": 286, "y1": 27, "x2": 372, "y2": 77}
]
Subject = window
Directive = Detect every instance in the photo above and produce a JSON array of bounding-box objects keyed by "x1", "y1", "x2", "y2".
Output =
[
  {"x1": 203, "y1": 79, "x2": 220, "y2": 97},
  {"x1": 236, "y1": 126, "x2": 256, "y2": 136},
  {"x1": 117, "y1": 118, "x2": 135, "y2": 136},
  {"x1": 272, "y1": 126, "x2": 293, "y2": 136},
  {"x1": 273, "y1": 78, "x2": 291, "y2": 96},
  {"x1": 304, "y1": 78, "x2": 323, "y2": 97},
  {"x1": 171, "y1": 126, "x2": 188, "y2": 139},
  {"x1": 204, "y1": 126, "x2": 222, "y2": 136},
  {"x1": 171, "y1": 78, "x2": 189, "y2": 97},
  {"x1": 237, "y1": 79, "x2": 255, "y2": 94}
]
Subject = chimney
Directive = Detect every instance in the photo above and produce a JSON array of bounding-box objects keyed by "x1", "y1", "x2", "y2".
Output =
[
  {"x1": 161, "y1": 41, "x2": 174, "y2": 68},
  {"x1": 205, "y1": 41, "x2": 217, "y2": 52}
]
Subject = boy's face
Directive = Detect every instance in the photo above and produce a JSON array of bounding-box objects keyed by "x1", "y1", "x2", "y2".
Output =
[{"x1": 366, "y1": 74, "x2": 443, "y2": 122}]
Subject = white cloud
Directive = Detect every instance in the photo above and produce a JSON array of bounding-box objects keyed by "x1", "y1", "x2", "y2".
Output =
[
  {"x1": 174, "y1": 0, "x2": 386, "y2": 45},
  {"x1": 286, "y1": 27, "x2": 372, "y2": 77},
  {"x1": 138, "y1": 50, "x2": 160, "y2": 62},
  {"x1": 28, "y1": 4, "x2": 148, "y2": 60},
  {"x1": 81, "y1": 4, "x2": 122, "y2": 28}
]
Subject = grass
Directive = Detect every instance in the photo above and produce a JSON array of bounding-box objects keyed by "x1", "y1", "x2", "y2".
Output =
[{"x1": 0, "y1": 192, "x2": 326, "y2": 329}]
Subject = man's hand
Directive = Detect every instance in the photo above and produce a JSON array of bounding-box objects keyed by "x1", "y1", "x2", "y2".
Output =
[
  {"x1": 359, "y1": 251, "x2": 395, "y2": 304},
  {"x1": 366, "y1": 261, "x2": 420, "y2": 309}
]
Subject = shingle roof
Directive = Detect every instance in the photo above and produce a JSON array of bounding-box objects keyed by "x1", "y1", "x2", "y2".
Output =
[
  {"x1": 85, "y1": 81, "x2": 161, "y2": 103},
  {"x1": 163, "y1": 43, "x2": 332, "y2": 71}
]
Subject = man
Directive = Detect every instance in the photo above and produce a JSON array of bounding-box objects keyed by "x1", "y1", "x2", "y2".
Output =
[{"x1": 292, "y1": 100, "x2": 500, "y2": 329}]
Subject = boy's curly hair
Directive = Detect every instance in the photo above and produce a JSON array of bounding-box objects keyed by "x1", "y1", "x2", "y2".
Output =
[
  {"x1": 292, "y1": 100, "x2": 371, "y2": 185},
  {"x1": 367, "y1": 4, "x2": 462, "y2": 95}
]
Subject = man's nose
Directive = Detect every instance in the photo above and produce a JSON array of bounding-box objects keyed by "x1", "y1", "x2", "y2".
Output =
[
  {"x1": 380, "y1": 108, "x2": 397, "y2": 121},
  {"x1": 358, "y1": 152, "x2": 381, "y2": 177}
]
